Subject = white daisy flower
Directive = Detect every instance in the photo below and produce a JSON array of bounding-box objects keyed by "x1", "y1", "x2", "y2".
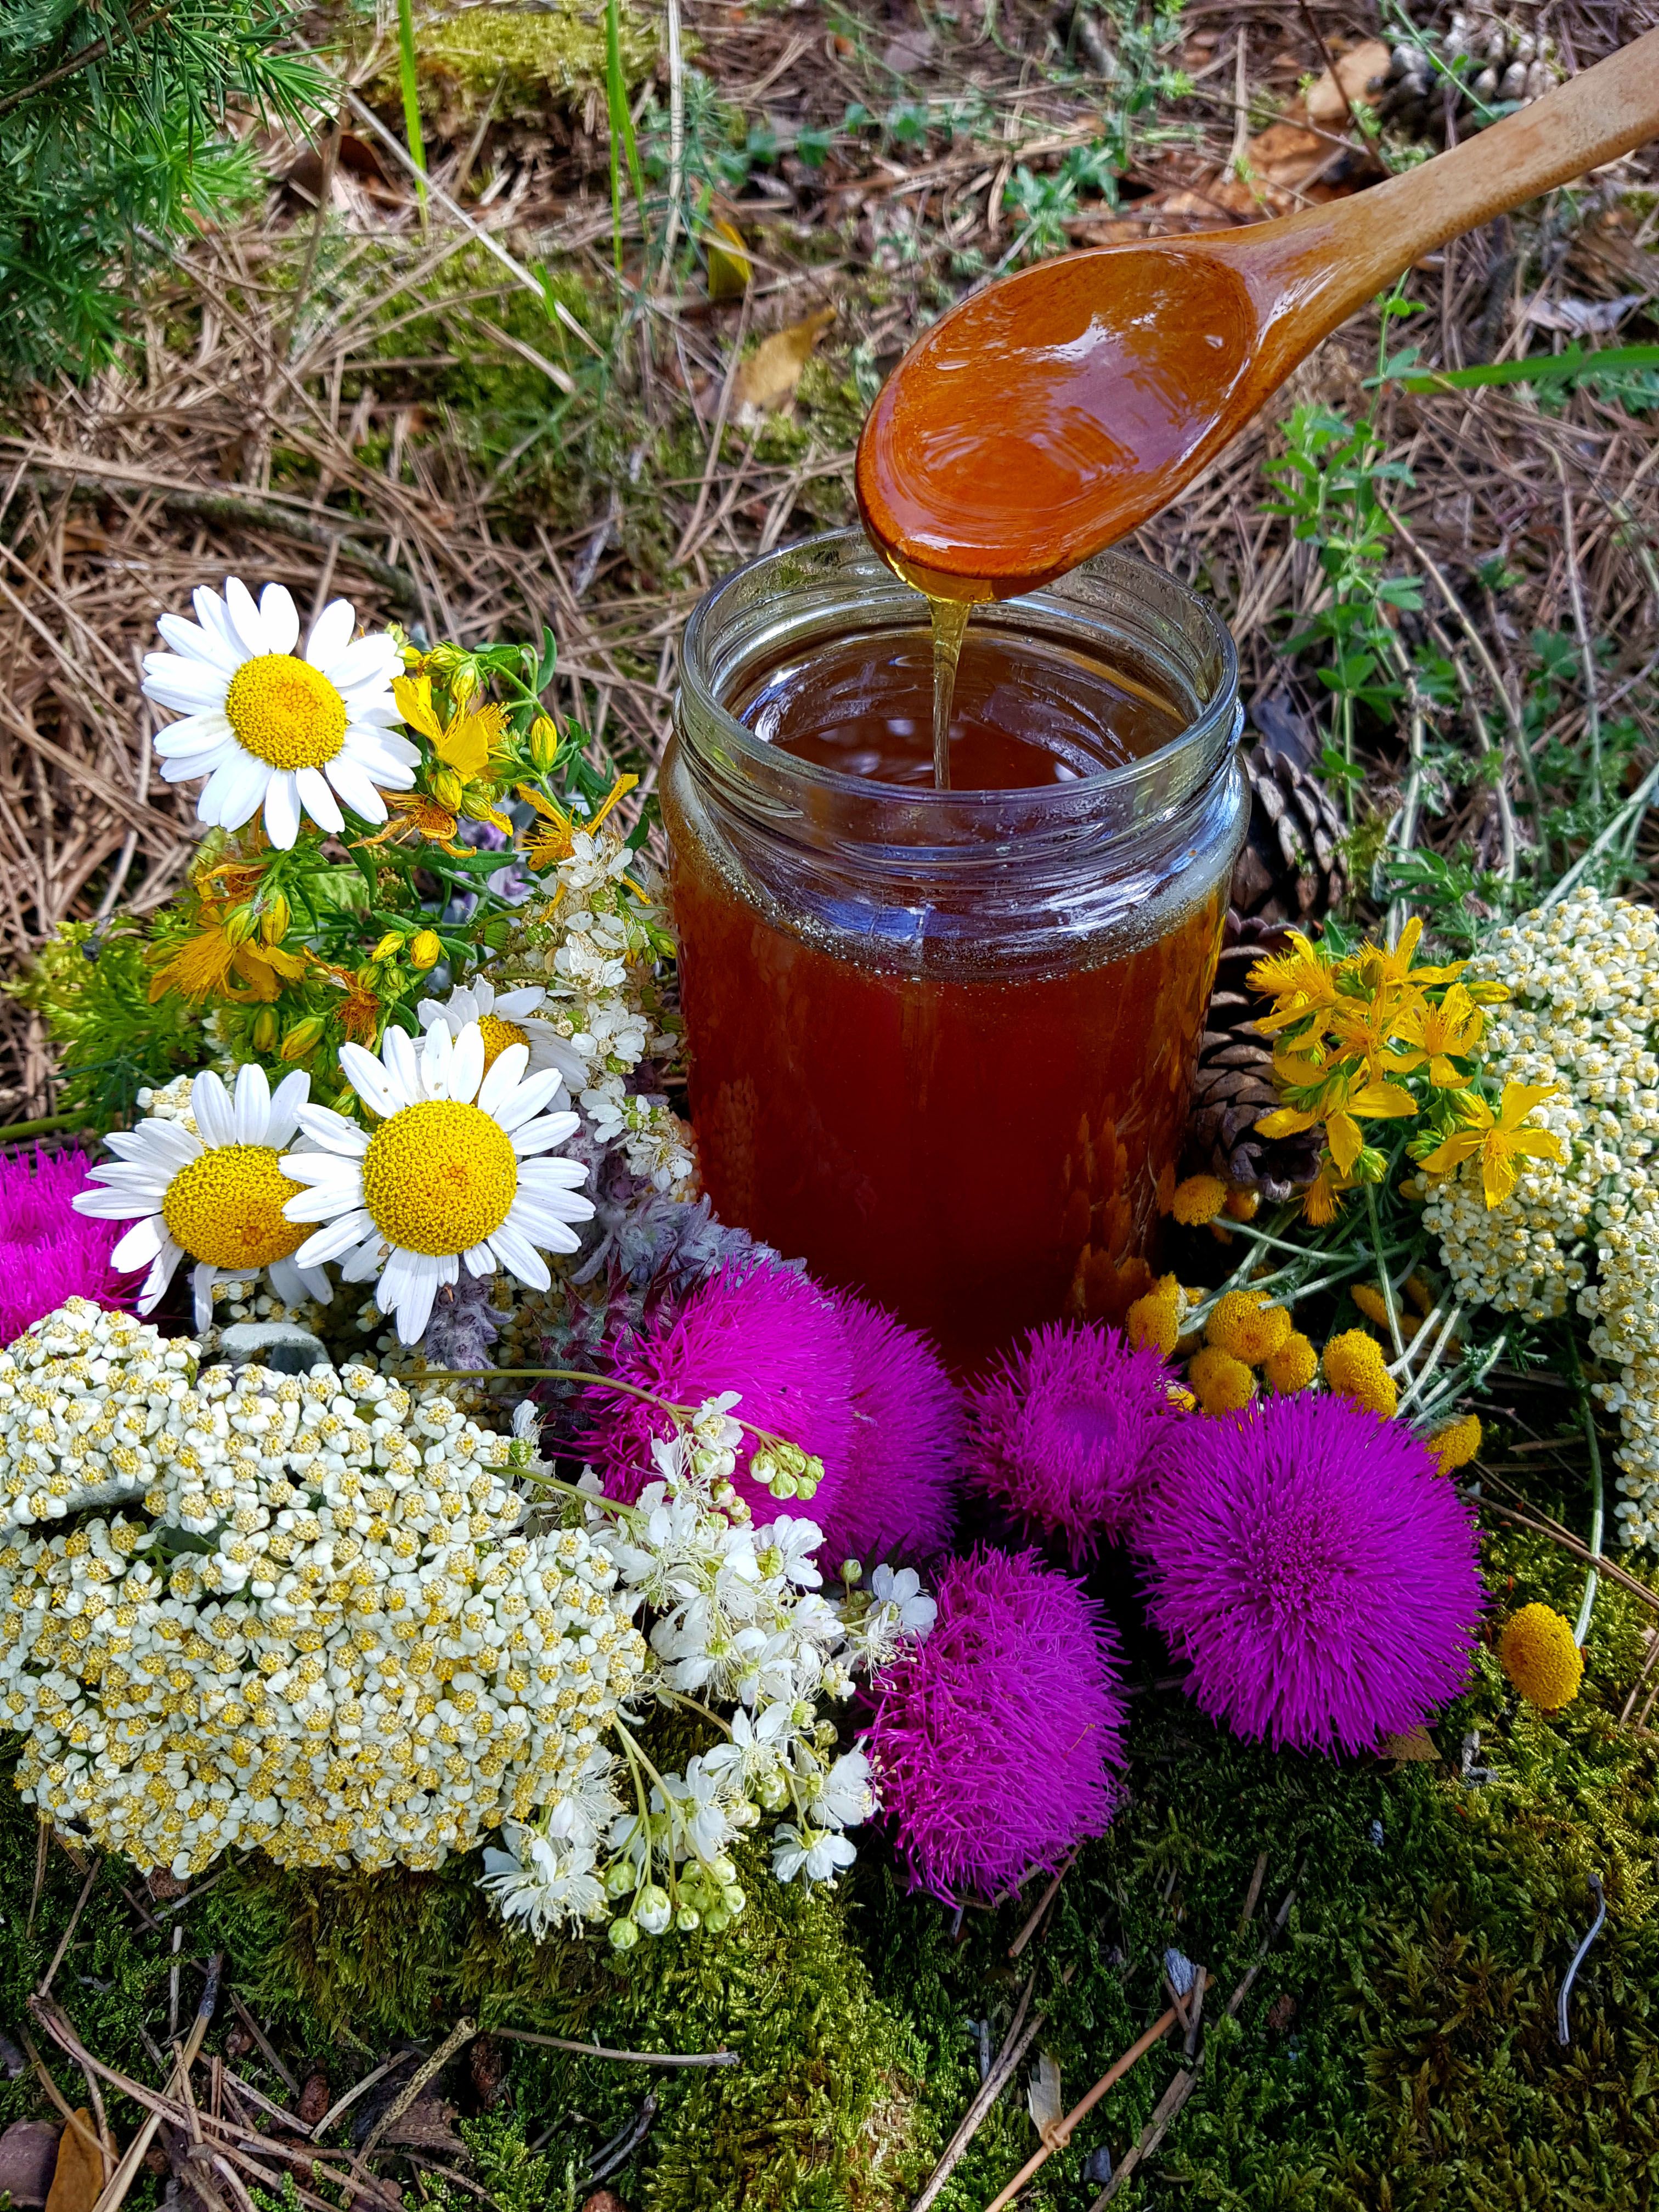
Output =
[
  {"x1": 280, "y1": 1018, "x2": 594, "y2": 1344},
  {"x1": 141, "y1": 578, "x2": 419, "y2": 851},
  {"x1": 415, "y1": 975, "x2": 586, "y2": 1092},
  {"x1": 71, "y1": 1065, "x2": 329, "y2": 1329}
]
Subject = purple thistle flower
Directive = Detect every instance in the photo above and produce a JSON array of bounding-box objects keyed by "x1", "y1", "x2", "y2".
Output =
[
  {"x1": 965, "y1": 1321, "x2": 1178, "y2": 1561},
  {"x1": 811, "y1": 1293, "x2": 961, "y2": 1568},
  {"x1": 582, "y1": 1262, "x2": 857, "y2": 1526},
  {"x1": 865, "y1": 1547, "x2": 1126, "y2": 1904},
  {"x1": 1136, "y1": 1394, "x2": 1484, "y2": 1756},
  {"x1": 0, "y1": 1147, "x2": 127, "y2": 1346}
]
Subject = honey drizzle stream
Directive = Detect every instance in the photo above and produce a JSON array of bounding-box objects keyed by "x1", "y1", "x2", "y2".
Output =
[{"x1": 928, "y1": 596, "x2": 972, "y2": 790}]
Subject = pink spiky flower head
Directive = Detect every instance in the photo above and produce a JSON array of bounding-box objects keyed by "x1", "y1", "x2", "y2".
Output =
[
  {"x1": 582, "y1": 1262, "x2": 857, "y2": 1525},
  {"x1": 966, "y1": 1321, "x2": 1180, "y2": 1561},
  {"x1": 865, "y1": 1547, "x2": 1127, "y2": 1904},
  {"x1": 0, "y1": 1147, "x2": 127, "y2": 1347},
  {"x1": 1136, "y1": 1393, "x2": 1483, "y2": 1755},
  {"x1": 811, "y1": 1291, "x2": 961, "y2": 1568}
]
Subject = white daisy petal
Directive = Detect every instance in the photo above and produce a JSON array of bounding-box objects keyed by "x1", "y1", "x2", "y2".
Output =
[
  {"x1": 304, "y1": 598, "x2": 357, "y2": 669},
  {"x1": 137, "y1": 1243, "x2": 184, "y2": 1313},
  {"x1": 192, "y1": 1262, "x2": 220, "y2": 1333},
  {"x1": 382, "y1": 1027, "x2": 423, "y2": 1108},
  {"x1": 223, "y1": 576, "x2": 270, "y2": 657},
  {"x1": 190, "y1": 1069, "x2": 237, "y2": 1148},
  {"x1": 293, "y1": 1209, "x2": 375, "y2": 1265},
  {"x1": 111, "y1": 1215, "x2": 167, "y2": 1272},
  {"x1": 493, "y1": 988, "x2": 546, "y2": 1019},
  {"x1": 383, "y1": 1248, "x2": 448, "y2": 1344},
  {"x1": 326, "y1": 635, "x2": 402, "y2": 692},
  {"x1": 295, "y1": 764, "x2": 344, "y2": 836},
  {"x1": 345, "y1": 731, "x2": 419, "y2": 785},
  {"x1": 450, "y1": 1022, "x2": 486, "y2": 1105},
  {"x1": 262, "y1": 770, "x2": 302, "y2": 850},
  {"x1": 152, "y1": 711, "x2": 234, "y2": 757},
  {"x1": 323, "y1": 753, "x2": 387, "y2": 822},
  {"x1": 99, "y1": 1130, "x2": 155, "y2": 1163},
  {"x1": 462, "y1": 1241, "x2": 497, "y2": 1275},
  {"x1": 191, "y1": 588, "x2": 240, "y2": 655},
  {"x1": 142, "y1": 659, "x2": 232, "y2": 713},
  {"x1": 202, "y1": 750, "x2": 269, "y2": 832},
  {"x1": 420, "y1": 1020, "x2": 454, "y2": 1099},
  {"x1": 510, "y1": 1111, "x2": 582, "y2": 1157},
  {"x1": 340, "y1": 1237, "x2": 390, "y2": 1284},
  {"x1": 336, "y1": 1047, "x2": 401, "y2": 1120},
  {"x1": 517, "y1": 1157, "x2": 594, "y2": 1195},
  {"x1": 281, "y1": 1171, "x2": 366, "y2": 1219},
  {"x1": 265, "y1": 1070, "x2": 312, "y2": 1150},
  {"x1": 154, "y1": 612, "x2": 235, "y2": 670},
  {"x1": 495, "y1": 1070, "x2": 568, "y2": 1132},
  {"x1": 160, "y1": 746, "x2": 236, "y2": 786},
  {"x1": 292, "y1": 1101, "x2": 369, "y2": 1154},
  {"x1": 259, "y1": 583, "x2": 300, "y2": 656},
  {"x1": 477, "y1": 1042, "x2": 531, "y2": 1117},
  {"x1": 490, "y1": 1220, "x2": 554, "y2": 1289},
  {"x1": 233, "y1": 1060, "x2": 272, "y2": 1143}
]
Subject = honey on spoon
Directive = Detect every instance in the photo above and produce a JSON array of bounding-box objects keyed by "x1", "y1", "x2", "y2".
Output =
[{"x1": 854, "y1": 24, "x2": 1659, "y2": 780}]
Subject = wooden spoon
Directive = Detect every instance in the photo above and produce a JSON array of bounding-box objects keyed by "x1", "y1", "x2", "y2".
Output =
[{"x1": 855, "y1": 28, "x2": 1659, "y2": 600}]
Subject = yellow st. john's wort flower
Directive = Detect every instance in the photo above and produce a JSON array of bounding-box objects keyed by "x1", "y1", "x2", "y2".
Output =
[
  {"x1": 1259, "y1": 1068, "x2": 1418, "y2": 1176},
  {"x1": 1246, "y1": 930, "x2": 1344, "y2": 1034},
  {"x1": 518, "y1": 772, "x2": 640, "y2": 871},
  {"x1": 394, "y1": 673, "x2": 514, "y2": 833},
  {"x1": 1352, "y1": 915, "x2": 1468, "y2": 994},
  {"x1": 148, "y1": 902, "x2": 308, "y2": 1005},
  {"x1": 1383, "y1": 982, "x2": 1486, "y2": 1087},
  {"x1": 1418, "y1": 1081, "x2": 1565, "y2": 1209}
]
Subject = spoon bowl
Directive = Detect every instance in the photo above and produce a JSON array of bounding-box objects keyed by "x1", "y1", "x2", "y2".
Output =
[{"x1": 856, "y1": 27, "x2": 1659, "y2": 599}]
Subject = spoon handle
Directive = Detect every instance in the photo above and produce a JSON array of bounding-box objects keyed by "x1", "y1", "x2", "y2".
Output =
[{"x1": 1236, "y1": 26, "x2": 1659, "y2": 379}]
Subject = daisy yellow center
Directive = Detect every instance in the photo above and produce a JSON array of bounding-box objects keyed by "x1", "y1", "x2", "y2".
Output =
[
  {"x1": 476, "y1": 1014, "x2": 531, "y2": 1073},
  {"x1": 161, "y1": 1146, "x2": 308, "y2": 1269},
  {"x1": 224, "y1": 654, "x2": 348, "y2": 770},
  {"x1": 361, "y1": 1099, "x2": 518, "y2": 1256}
]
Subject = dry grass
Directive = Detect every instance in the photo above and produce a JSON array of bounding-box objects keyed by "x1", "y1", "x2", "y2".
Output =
[{"x1": 2, "y1": 0, "x2": 1657, "y2": 1118}]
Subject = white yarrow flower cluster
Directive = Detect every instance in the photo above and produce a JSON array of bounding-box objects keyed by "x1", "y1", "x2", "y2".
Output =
[
  {"x1": 1423, "y1": 889, "x2": 1659, "y2": 1541},
  {"x1": 481, "y1": 1401, "x2": 933, "y2": 1949},
  {"x1": 500, "y1": 825, "x2": 695, "y2": 1194},
  {"x1": 0, "y1": 1299, "x2": 646, "y2": 1878}
]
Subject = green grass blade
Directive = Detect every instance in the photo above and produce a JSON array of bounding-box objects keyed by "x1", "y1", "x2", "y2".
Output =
[
  {"x1": 605, "y1": 0, "x2": 645, "y2": 271},
  {"x1": 1387, "y1": 343, "x2": 1659, "y2": 393},
  {"x1": 395, "y1": 0, "x2": 428, "y2": 214}
]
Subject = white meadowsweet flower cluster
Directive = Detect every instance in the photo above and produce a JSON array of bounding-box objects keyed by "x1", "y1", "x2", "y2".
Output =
[
  {"x1": 0, "y1": 1298, "x2": 646, "y2": 1878},
  {"x1": 1422, "y1": 889, "x2": 1659, "y2": 1541},
  {"x1": 500, "y1": 825, "x2": 695, "y2": 1195},
  {"x1": 481, "y1": 1403, "x2": 935, "y2": 1949}
]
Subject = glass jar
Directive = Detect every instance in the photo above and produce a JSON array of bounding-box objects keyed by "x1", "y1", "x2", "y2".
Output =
[{"x1": 663, "y1": 528, "x2": 1244, "y2": 1369}]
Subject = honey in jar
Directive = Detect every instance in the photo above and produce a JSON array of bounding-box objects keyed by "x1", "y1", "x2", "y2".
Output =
[{"x1": 663, "y1": 530, "x2": 1244, "y2": 1370}]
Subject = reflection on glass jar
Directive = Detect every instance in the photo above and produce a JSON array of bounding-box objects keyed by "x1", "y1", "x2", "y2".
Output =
[{"x1": 664, "y1": 531, "x2": 1245, "y2": 1370}]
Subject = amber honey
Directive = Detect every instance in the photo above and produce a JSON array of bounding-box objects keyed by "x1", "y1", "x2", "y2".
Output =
[{"x1": 665, "y1": 537, "x2": 1244, "y2": 1370}]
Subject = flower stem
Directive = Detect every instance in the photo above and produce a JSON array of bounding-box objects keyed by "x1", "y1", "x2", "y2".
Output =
[
  {"x1": 1365, "y1": 1183, "x2": 1407, "y2": 1358},
  {"x1": 1569, "y1": 1334, "x2": 1605, "y2": 1646}
]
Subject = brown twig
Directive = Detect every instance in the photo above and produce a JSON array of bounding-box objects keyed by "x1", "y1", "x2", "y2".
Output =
[
  {"x1": 359, "y1": 2018, "x2": 476, "y2": 2160},
  {"x1": 489, "y1": 2025, "x2": 740, "y2": 2067}
]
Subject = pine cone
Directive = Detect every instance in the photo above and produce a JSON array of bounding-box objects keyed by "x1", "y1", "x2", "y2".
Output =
[
  {"x1": 1187, "y1": 915, "x2": 1323, "y2": 1200},
  {"x1": 1229, "y1": 743, "x2": 1347, "y2": 926}
]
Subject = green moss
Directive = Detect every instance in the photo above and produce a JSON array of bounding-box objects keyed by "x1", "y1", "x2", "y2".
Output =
[{"x1": 385, "y1": 1, "x2": 659, "y2": 126}]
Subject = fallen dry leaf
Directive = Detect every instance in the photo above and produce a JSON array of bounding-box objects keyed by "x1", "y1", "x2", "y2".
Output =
[
  {"x1": 1026, "y1": 2050, "x2": 1064, "y2": 2147},
  {"x1": 0, "y1": 2121, "x2": 62, "y2": 2210},
  {"x1": 736, "y1": 307, "x2": 836, "y2": 415},
  {"x1": 44, "y1": 2111, "x2": 105, "y2": 2212},
  {"x1": 1303, "y1": 38, "x2": 1393, "y2": 128},
  {"x1": 706, "y1": 219, "x2": 752, "y2": 303},
  {"x1": 1380, "y1": 1726, "x2": 1441, "y2": 1764}
]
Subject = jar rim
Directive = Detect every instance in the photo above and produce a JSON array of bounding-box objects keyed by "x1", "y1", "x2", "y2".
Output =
[{"x1": 677, "y1": 526, "x2": 1239, "y2": 817}]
